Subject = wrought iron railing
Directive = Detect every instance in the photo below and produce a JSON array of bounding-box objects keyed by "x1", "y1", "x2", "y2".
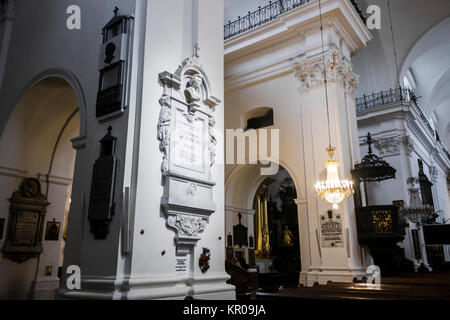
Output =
[
  {"x1": 356, "y1": 87, "x2": 450, "y2": 161},
  {"x1": 224, "y1": 0, "x2": 366, "y2": 40},
  {"x1": 356, "y1": 87, "x2": 434, "y2": 135}
]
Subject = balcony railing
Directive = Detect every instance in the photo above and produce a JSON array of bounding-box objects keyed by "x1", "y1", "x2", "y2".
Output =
[
  {"x1": 356, "y1": 87, "x2": 450, "y2": 161},
  {"x1": 224, "y1": 0, "x2": 366, "y2": 41},
  {"x1": 356, "y1": 87, "x2": 434, "y2": 134}
]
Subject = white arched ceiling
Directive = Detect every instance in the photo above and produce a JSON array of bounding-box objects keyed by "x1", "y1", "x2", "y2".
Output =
[
  {"x1": 400, "y1": 17, "x2": 450, "y2": 149},
  {"x1": 353, "y1": 0, "x2": 450, "y2": 96}
]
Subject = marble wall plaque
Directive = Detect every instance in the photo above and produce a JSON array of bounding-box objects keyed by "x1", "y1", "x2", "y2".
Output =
[
  {"x1": 320, "y1": 212, "x2": 344, "y2": 248},
  {"x1": 175, "y1": 258, "x2": 187, "y2": 272},
  {"x1": 173, "y1": 112, "x2": 205, "y2": 173},
  {"x1": 13, "y1": 211, "x2": 40, "y2": 246},
  {"x1": 159, "y1": 56, "x2": 221, "y2": 257}
]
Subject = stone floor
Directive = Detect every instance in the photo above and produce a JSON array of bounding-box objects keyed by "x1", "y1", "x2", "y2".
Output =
[{"x1": 253, "y1": 272, "x2": 450, "y2": 300}]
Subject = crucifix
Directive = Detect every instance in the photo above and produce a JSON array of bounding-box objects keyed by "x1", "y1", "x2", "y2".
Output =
[
  {"x1": 113, "y1": 6, "x2": 119, "y2": 16},
  {"x1": 193, "y1": 43, "x2": 200, "y2": 58},
  {"x1": 364, "y1": 132, "x2": 375, "y2": 155}
]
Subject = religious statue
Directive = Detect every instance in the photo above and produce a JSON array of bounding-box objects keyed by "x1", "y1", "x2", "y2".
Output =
[
  {"x1": 209, "y1": 117, "x2": 217, "y2": 166},
  {"x1": 282, "y1": 225, "x2": 294, "y2": 247},
  {"x1": 184, "y1": 74, "x2": 203, "y2": 104},
  {"x1": 157, "y1": 95, "x2": 172, "y2": 172}
]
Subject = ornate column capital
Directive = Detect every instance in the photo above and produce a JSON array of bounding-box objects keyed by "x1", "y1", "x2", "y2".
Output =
[{"x1": 291, "y1": 49, "x2": 359, "y2": 95}]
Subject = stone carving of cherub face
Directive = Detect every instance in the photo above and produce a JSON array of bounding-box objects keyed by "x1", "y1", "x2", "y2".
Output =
[{"x1": 185, "y1": 74, "x2": 203, "y2": 104}]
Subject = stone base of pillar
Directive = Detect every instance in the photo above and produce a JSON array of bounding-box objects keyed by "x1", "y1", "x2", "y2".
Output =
[
  {"x1": 299, "y1": 268, "x2": 367, "y2": 287},
  {"x1": 57, "y1": 273, "x2": 236, "y2": 300}
]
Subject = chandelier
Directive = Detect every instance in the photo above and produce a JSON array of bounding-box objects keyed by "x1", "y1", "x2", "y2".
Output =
[
  {"x1": 315, "y1": 147, "x2": 354, "y2": 209},
  {"x1": 401, "y1": 177, "x2": 436, "y2": 229},
  {"x1": 314, "y1": 0, "x2": 354, "y2": 210}
]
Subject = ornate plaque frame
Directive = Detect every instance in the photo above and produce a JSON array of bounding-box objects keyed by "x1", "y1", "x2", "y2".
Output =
[
  {"x1": 158, "y1": 55, "x2": 220, "y2": 255},
  {"x1": 2, "y1": 178, "x2": 49, "y2": 263}
]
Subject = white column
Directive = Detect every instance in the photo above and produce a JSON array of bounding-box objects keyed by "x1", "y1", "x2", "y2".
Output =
[{"x1": 293, "y1": 46, "x2": 366, "y2": 286}]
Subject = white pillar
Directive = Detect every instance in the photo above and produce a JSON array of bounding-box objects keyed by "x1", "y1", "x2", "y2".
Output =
[
  {"x1": 293, "y1": 46, "x2": 366, "y2": 286},
  {"x1": 59, "y1": 0, "x2": 233, "y2": 300}
]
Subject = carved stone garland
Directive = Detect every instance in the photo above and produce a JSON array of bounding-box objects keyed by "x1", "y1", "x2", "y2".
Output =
[{"x1": 158, "y1": 55, "x2": 221, "y2": 256}]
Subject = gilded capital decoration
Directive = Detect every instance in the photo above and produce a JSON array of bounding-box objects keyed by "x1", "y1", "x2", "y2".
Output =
[{"x1": 292, "y1": 49, "x2": 359, "y2": 95}]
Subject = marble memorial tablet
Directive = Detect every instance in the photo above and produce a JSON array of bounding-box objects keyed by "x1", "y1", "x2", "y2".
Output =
[
  {"x1": 173, "y1": 114, "x2": 205, "y2": 173},
  {"x1": 13, "y1": 211, "x2": 40, "y2": 246}
]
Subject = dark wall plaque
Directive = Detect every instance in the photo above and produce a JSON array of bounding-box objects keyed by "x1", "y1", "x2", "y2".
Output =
[
  {"x1": 2, "y1": 178, "x2": 49, "y2": 263},
  {"x1": 233, "y1": 213, "x2": 248, "y2": 248},
  {"x1": 0, "y1": 218, "x2": 4, "y2": 240},
  {"x1": 88, "y1": 127, "x2": 119, "y2": 239},
  {"x1": 96, "y1": 8, "x2": 132, "y2": 119}
]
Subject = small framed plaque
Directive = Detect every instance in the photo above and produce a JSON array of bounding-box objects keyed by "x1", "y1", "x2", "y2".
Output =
[{"x1": 45, "y1": 220, "x2": 61, "y2": 241}]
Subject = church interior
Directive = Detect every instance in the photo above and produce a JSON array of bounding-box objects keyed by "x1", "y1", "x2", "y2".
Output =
[{"x1": 0, "y1": 0, "x2": 449, "y2": 302}]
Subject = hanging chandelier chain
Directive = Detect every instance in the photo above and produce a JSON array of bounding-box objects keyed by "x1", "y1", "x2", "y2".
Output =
[
  {"x1": 319, "y1": 0, "x2": 332, "y2": 151},
  {"x1": 387, "y1": 0, "x2": 400, "y2": 87}
]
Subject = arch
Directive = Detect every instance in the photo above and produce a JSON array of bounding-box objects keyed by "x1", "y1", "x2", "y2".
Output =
[
  {"x1": 1, "y1": 68, "x2": 87, "y2": 139},
  {"x1": 0, "y1": 75, "x2": 81, "y2": 300},
  {"x1": 225, "y1": 158, "x2": 303, "y2": 211}
]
